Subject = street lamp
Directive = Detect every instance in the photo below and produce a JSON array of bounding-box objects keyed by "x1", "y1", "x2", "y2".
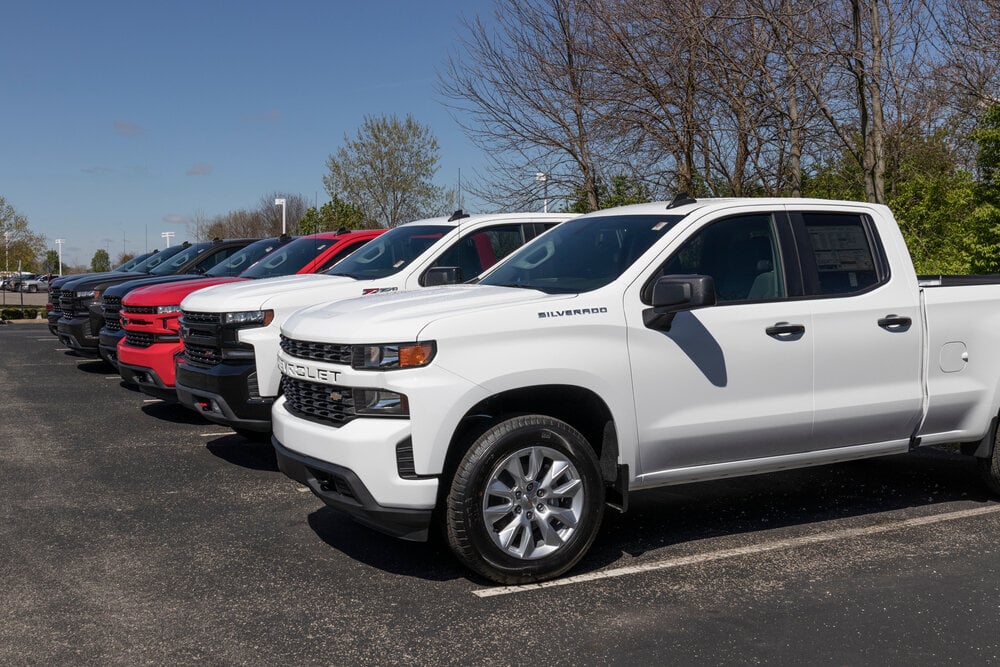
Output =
[
  {"x1": 274, "y1": 198, "x2": 287, "y2": 234},
  {"x1": 161, "y1": 231, "x2": 175, "y2": 246},
  {"x1": 55, "y1": 238, "x2": 64, "y2": 276},
  {"x1": 535, "y1": 172, "x2": 549, "y2": 213},
  {"x1": 3, "y1": 232, "x2": 8, "y2": 305}
]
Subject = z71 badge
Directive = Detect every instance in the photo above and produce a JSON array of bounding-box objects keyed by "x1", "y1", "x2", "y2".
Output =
[{"x1": 362, "y1": 287, "x2": 398, "y2": 296}]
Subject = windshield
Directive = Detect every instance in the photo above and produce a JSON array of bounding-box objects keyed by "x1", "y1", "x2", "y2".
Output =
[
  {"x1": 324, "y1": 225, "x2": 449, "y2": 280},
  {"x1": 205, "y1": 237, "x2": 289, "y2": 277},
  {"x1": 240, "y1": 236, "x2": 338, "y2": 279},
  {"x1": 115, "y1": 252, "x2": 155, "y2": 272},
  {"x1": 480, "y1": 214, "x2": 685, "y2": 293},
  {"x1": 129, "y1": 245, "x2": 189, "y2": 273},
  {"x1": 148, "y1": 243, "x2": 211, "y2": 275}
]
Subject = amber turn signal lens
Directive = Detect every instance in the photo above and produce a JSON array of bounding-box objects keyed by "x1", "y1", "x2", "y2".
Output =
[{"x1": 399, "y1": 342, "x2": 435, "y2": 368}]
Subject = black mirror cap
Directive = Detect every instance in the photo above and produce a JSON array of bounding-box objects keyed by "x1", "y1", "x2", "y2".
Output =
[
  {"x1": 645, "y1": 274, "x2": 716, "y2": 330},
  {"x1": 423, "y1": 266, "x2": 463, "y2": 287}
]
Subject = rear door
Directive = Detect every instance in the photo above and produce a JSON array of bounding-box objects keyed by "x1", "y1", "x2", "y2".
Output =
[{"x1": 794, "y1": 208, "x2": 923, "y2": 449}]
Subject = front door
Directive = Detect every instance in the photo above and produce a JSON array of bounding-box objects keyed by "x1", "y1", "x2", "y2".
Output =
[{"x1": 625, "y1": 211, "x2": 815, "y2": 476}]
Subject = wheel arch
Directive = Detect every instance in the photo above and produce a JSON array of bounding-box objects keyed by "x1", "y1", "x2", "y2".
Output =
[{"x1": 443, "y1": 384, "x2": 621, "y2": 486}]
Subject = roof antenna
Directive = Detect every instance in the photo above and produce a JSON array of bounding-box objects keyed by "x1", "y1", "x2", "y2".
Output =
[
  {"x1": 448, "y1": 209, "x2": 470, "y2": 222},
  {"x1": 666, "y1": 192, "x2": 697, "y2": 209}
]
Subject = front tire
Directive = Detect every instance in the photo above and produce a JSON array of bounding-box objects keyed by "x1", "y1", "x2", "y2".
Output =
[{"x1": 445, "y1": 414, "x2": 604, "y2": 584}]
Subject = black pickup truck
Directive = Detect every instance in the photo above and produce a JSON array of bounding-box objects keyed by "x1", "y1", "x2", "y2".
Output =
[{"x1": 56, "y1": 239, "x2": 256, "y2": 357}]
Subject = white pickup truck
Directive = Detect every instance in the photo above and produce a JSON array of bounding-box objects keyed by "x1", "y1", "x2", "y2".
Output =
[
  {"x1": 272, "y1": 197, "x2": 1000, "y2": 583},
  {"x1": 175, "y1": 212, "x2": 572, "y2": 434}
]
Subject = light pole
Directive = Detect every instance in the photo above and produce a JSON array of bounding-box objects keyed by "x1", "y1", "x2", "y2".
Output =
[
  {"x1": 55, "y1": 238, "x2": 64, "y2": 276},
  {"x1": 535, "y1": 172, "x2": 548, "y2": 213},
  {"x1": 3, "y1": 231, "x2": 8, "y2": 305},
  {"x1": 161, "y1": 231, "x2": 175, "y2": 246},
  {"x1": 274, "y1": 198, "x2": 287, "y2": 234}
]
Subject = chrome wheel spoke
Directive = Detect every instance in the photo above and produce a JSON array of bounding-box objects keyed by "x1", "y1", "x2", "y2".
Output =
[{"x1": 482, "y1": 444, "x2": 585, "y2": 561}]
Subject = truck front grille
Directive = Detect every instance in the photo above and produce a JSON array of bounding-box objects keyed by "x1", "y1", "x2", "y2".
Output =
[
  {"x1": 123, "y1": 305, "x2": 157, "y2": 314},
  {"x1": 103, "y1": 296, "x2": 122, "y2": 331},
  {"x1": 184, "y1": 342, "x2": 220, "y2": 366},
  {"x1": 183, "y1": 311, "x2": 221, "y2": 324},
  {"x1": 280, "y1": 335, "x2": 353, "y2": 365},
  {"x1": 282, "y1": 377, "x2": 356, "y2": 427},
  {"x1": 125, "y1": 331, "x2": 154, "y2": 348}
]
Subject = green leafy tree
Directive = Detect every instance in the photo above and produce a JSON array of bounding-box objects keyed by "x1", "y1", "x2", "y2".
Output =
[
  {"x1": 323, "y1": 114, "x2": 443, "y2": 227},
  {"x1": 889, "y1": 171, "x2": 976, "y2": 274},
  {"x1": 1, "y1": 196, "x2": 45, "y2": 273},
  {"x1": 299, "y1": 196, "x2": 369, "y2": 235},
  {"x1": 42, "y1": 250, "x2": 60, "y2": 273},
  {"x1": 90, "y1": 249, "x2": 110, "y2": 272},
  {"x1": 563, "y1": 175, "x2": 652, "y2": 213},
  {"x1": 969, "y1": 105, "x2": 1000, "y2": 273}
]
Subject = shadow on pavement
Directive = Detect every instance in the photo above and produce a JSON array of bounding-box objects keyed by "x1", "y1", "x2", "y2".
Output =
[
  {"x1": 205, "y1": 435, "x2": 280, "y2": 472},
  {"x1": 302, "y1": 445, "x2": 993, "y2": 584},
  {"x1": 141, "y1": 401, "x2": 213, "y2": 426}
]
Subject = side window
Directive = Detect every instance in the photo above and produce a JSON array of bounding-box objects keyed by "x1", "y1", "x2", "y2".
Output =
[
  {"x1": 196, "y1": 247, "x2": 236, "y2": 272},
  {"x1": 800, "y1": 213, "x2": 880, "y2": 295},
  {"x1": 426, "y1": 224, "x2": 526, "y2": 282},
  {"x1": 317, "y1": 238, "x2": 374, "y2": 272},
  {"x1": 650, "y1": 214, "x2": 785, "y2": 303}
]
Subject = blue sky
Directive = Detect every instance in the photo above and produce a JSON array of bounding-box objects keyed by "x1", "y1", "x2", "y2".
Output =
[{"x1": 1, "y1": 0, "x2": 494, "y2": 266}]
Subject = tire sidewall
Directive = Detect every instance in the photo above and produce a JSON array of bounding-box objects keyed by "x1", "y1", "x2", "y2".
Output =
[{"x1": 450, "y1": 415, "x2": 604, "y2": 582}]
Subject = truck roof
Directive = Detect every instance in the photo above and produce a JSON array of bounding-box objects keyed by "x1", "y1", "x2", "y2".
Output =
[{"x1": 583, "y1": 197, "x2": 889, "y2": 217}]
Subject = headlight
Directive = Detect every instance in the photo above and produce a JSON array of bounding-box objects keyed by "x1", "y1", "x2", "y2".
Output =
[
  {"x1": 352, "y1": 342, "x2": 436, "y2": 370},
  {"x1": 156, "y1": 305, "x2": 182, "y2": 314},
  {"x1": 223, "y1": 310, "x2": 274, "y2": 327},
  {"x1": 353, "y1": 388, "x2": 408, "y2": 416},
  {"x1": 76, "y1": 290, "x2": 100, "y2": 299}
]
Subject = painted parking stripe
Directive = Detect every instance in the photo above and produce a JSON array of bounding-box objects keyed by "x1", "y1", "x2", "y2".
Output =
[{"x1": 473, "y1": 504, "x2": 1000, "y2": 598}]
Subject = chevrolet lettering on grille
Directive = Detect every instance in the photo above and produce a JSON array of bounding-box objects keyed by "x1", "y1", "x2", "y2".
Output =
[{"x1": 278, "y1": 358, "x2": 341, "y2": 383}]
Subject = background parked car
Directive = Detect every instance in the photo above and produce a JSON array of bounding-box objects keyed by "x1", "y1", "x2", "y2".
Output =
[{"x1": 20, "y1": 274, "x2": 57, "y2": 292}]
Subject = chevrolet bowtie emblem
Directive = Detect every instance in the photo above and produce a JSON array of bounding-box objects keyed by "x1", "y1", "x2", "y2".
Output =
[{"x1": 329, "y1": 391, "x2": 343, "y2": 402}]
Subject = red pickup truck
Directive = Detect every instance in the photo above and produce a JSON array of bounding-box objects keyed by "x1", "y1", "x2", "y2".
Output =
[{"x1": 116, "y1": 229, "x2": 383, "y2": 401}]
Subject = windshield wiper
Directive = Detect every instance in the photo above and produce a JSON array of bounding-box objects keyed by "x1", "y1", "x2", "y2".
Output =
[{"x1": 326, "y1": 272, "x2": 362, "y2": 279}]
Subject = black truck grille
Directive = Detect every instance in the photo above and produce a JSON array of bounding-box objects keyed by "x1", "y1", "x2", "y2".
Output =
[
  {"x1": 279, "y1": 335, "x2": 353, "y2": 365},
  {"x1": 183, "y1": 311, "x2": 221, "y2": 324},
  {"x1": 103, "y1": 296, "x2": 122, "y2": 331},
  {"x1": 283, "y1": 377, "x2": 356, "y2": 427},
  {"x1": 123, "y1": 305, "x2": 157, "y2": 314},
  {"x1": 184, "y1": 342, "x2": 220, "y2": 366},
  {"x1": 59, "y1": 291, "x2": 75, "y2": 314},
  {"x1": 180, "y1": 311, "x2": 223, "y2": 367},
  {"x1": 125, "y1": 331, "x2": 154, "y2": 348}
]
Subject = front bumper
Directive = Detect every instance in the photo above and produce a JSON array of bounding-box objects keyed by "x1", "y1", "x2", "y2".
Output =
[
  {"x1": 118, "y1": 361, "x2": 178, "y2": 401},
  {"x1": 175, "y1": 359, "x2": 271, "y2": 431},
  {"x1": 273, "y1": 437, "x2": 434, "y2": 542},
  {"x1": 56, "y1": 316, "x2": 100, "y2": 356},
  {"x1": 99, "y1": 329, "x2": 125, "y2": 368}
]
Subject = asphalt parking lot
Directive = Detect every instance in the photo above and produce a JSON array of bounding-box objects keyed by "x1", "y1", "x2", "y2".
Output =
[{"x1": 4, "y1": 321, "x2": 1000, "y2": 665}]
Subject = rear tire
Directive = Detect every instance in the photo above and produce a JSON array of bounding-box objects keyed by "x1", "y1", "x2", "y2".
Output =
[
  {"x1": 978, "y1": 425, "x2": 1000, "y2": 495},
  {"x1": 28, "y1": 285, "x2": 37, "y2": 293},
  {"x1": 445, "y1": 414, "x2": 604, "y2": 584}
]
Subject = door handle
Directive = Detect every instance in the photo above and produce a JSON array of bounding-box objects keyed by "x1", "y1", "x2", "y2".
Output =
[
  {"x1": 878, "y1": 315, "x2": 911, "y2": 330},
  {"x1": 766, "y1": 322, "x2": 805, "y2": 337}
]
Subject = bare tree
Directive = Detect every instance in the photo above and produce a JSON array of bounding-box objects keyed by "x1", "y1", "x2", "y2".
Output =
[
  {"x1": 258, "y1": 192, "x2": 309, "y2": 235},
  {"x1": 440, "y1": 0, "x2": 611, "y2": 211}
]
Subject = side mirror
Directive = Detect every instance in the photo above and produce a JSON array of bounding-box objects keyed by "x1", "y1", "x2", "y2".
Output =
[
  {"x1": 423, "y1": 266, "x2": 463, "y2": 287},
  {"x1": 643, "y1": 274, "x2": 716, "y2": 330}
]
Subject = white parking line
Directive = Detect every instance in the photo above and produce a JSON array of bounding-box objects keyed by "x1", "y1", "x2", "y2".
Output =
[
  {"x1": 105, "y1": 376, "x2": 120, "y2": 380},
  {"x1": 142, "y1": 399, "x2": 162, "y2": 403},
  {"x1": 472, "y1": 504, "x2": 1000, "y2": 598},
  {"x1": 201, "y1": 432, "x2": 234, "y2": 437}
]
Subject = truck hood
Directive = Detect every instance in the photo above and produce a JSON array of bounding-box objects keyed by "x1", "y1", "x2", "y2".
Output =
[
  {"x1": 104, "y1": 273, "x2": 213, "y2": 299},
  {"x1": 181, "y1": 273, "x2": 357, "y2": 312},
  {"x1": 123, "y1": 277, "x2": 247, "y2": 307},
  {"x1": 283, "y1": 285, "x2": 562, "y2": 343}
]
